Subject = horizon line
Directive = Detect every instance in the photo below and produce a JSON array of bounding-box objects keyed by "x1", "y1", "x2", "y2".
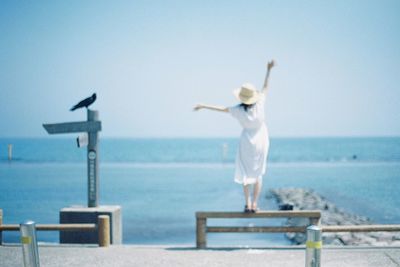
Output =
[{"x1": 0, "y1": 135, "x2": 400, "y2": 140}]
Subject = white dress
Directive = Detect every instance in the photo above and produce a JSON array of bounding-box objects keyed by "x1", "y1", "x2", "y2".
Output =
[{"x1": 229, "y1": 93, "x2": 269, "y2": 185}]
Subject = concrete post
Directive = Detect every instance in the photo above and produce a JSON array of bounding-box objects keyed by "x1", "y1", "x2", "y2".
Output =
[
  {"x1": 98, "y1": 215, "x2": 110, "y2": 247},
  {"x1": 0, "y1": 209, "x2": 3, "y2": 245},
  {"x1": 8, "y1": 144, "x2": 12, "y2": 161},
  {"x1": 309, "y1": 217, "x2": 321, "y2": 226},
  {"x1": 305, "y1": 225, "x2": 322, "y2": 267},
  {"x1": 20, "y1": 221, "x2": 40, "y2": 267},
  {"x1": 87, "y1": 109, "x2": 99, "y2": 207}
]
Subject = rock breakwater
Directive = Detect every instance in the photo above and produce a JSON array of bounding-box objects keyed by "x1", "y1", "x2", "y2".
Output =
[{"x1": 269, "y1": 188, "x2": 400, "y2": 246}]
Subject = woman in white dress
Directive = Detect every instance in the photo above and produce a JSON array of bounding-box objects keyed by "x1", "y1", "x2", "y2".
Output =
[{"x1": 194, "y1": 60, "x2": 275, "y2": 213}]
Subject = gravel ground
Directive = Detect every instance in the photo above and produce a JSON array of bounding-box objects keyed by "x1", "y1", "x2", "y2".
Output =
[{"x1": 1, "y1": 245, "x2": 400, "y2": 267}]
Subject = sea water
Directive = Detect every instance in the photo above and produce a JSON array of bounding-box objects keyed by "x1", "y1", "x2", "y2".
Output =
[{"x1": 0, "y1": 137, "x2": 399, "y2": 246}]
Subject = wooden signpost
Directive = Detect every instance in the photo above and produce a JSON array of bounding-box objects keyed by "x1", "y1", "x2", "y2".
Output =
[{"x1": 43, "y1": 109, "x2": 102, "y2": 208}]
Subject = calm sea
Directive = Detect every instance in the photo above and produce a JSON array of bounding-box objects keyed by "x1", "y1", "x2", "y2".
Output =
[{"x1": 0, "y1": 137, "x2": 399, "y2": 246}]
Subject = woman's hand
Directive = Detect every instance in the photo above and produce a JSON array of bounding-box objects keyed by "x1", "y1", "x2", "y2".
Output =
[
  {"x1": 267, "y1": 60, "x2": 275, "y2": 71},
  {"x1": 193, "y1": 104, "x2": 204, "y2": 111}
]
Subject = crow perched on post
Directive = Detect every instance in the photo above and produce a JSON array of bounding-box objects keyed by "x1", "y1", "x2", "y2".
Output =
[{"x1": 70, "y1": 93, "x2": 97, "y2": 111}]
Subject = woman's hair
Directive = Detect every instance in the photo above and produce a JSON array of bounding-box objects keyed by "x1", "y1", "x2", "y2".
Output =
[{"x1": 240, "y1": 103, "x2": 255, "y2": 112}]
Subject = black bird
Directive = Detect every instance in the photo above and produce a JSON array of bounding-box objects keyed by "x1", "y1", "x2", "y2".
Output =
[{"x1": 70, "y1": 93, "x2": 97, "y2": 111}]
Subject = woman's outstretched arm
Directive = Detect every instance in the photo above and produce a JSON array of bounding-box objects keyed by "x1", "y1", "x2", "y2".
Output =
[
  {"x1": 193, "y1": 103, "x2": 229, "y2": 113},
  {"x1": 262, "y1": 60, "x2": 275, "y2": 94}
]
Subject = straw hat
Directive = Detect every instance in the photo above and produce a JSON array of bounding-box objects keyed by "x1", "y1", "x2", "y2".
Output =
[{"x1": 233, "y1": 83, "x2": 260, "y2": 105}]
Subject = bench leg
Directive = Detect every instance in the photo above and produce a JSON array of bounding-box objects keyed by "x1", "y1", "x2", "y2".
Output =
[{"x1": 196, "y1": 218, "x2": 207, "y2": 249}]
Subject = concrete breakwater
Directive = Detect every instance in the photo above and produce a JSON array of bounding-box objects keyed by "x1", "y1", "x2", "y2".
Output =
[{"x1": 269, "y1": 188, "x2": 400, "y2": 246}]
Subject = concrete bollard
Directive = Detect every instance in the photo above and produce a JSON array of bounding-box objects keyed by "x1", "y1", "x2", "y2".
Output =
[
  {"x1": 98, "y1": 215, "x2": 110, "y2": 247},
  {"x1": 20, "y1": 221, "x2": 40, "y2": 267},
  {"x1": 305, "y1": 225, "x2": 322, "y2": 267},
  {"x1": 221, "y1": 143, "x2": 228, "y2": 162}
]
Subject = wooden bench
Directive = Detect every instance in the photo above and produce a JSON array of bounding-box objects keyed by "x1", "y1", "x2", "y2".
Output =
[{"x1": 196, "y1": 210, "x2": 321, "y2": 248}]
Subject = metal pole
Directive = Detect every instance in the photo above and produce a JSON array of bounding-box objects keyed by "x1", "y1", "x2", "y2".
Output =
[
  {"x1": 20, "y1": 221, "x2": 40, "y2": 267},
  {"x1": 305, "y1": 225, "x2": 322, "y2": 267},
  {"x1": 87, "y1": 109, "x2": 99, "y2": 207}
]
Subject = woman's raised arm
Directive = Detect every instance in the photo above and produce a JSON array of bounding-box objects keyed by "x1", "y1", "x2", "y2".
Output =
[{"x1": 262, "y1": 60, "x2": 275, "y2": 94}]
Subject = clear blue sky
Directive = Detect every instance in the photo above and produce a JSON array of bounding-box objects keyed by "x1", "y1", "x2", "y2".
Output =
[{"x1": 0, "y1": 0, "x2": 399, "y2": 138}]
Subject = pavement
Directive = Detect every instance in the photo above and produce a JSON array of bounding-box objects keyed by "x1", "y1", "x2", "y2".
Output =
[{"x1": 1, "y1": 245, "x2": 400, "y2": 267}]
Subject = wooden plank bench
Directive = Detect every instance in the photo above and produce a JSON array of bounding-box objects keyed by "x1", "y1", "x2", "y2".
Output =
[{"x1": 195, "y1": 210, "x2": 321, "y2": 248}]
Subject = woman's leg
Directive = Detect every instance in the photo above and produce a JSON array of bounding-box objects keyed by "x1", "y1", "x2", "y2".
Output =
[
  {"x1": 252, "y1": 179, "x2": 263, "y2": 211},
  {"x1": 243, "y1": 184, "x2": 251, "y2": 209}
]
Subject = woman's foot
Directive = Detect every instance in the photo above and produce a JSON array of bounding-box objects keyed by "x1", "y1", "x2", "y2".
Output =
[
  {"x1": 251, "y1": 203, "x2": 259, "y2": 213},
  {"x1": 244, "y1": 205, "x2": 251, "y2": 213}
]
